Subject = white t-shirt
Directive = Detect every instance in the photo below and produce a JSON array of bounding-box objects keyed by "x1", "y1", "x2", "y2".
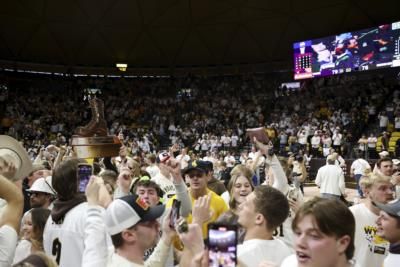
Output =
[
  {"x1": 383, "y1": 252, "x2": 400, "y2": 267},
  {"x1": 332, "y1": 133, "x2": 343, "y2": 146},
  {"x1": 237, "y1": 238, "x2": 291, "y2": 267},
  {"x1": 107, "y1": 251, "x2": 144, "y2": 267},
  {"x1": 220, "y1": 191, "x2": 230, "y2": 207},
  {"x1": 224, "y1": 156, "x2": 236, "y2": 168},
  {"x1": 351, "y1": 159, "x2": 371, "y2": 175},
  {"x1": 281, "y1": 254, "x2": 362, "y2": 267},
  {"x1": 350, "y1": 203, "x2": 389, "y2": 267},
  {"x1": 231, "y1": 135, "x2": 239, "y2": 147},
  {"x1": 380, "y1": 115, "x2": 389, "y2": 127},
  {"x1": 145, "y1": 165, "x2": 160, "y2": 179},
  {"x1": 311, "y1": 136, "x2": 321, "y2": 148},
  {"x1": 152, "y1": 173, "x2": 176, "y2": 201},
  {"x1": 395, "y1": 117, "x2": 400, "y2": 129},
  {"x1": 0, "y1": 225, "x2": 18, "y2": 267},
  {"x1": 315, "y1": 165, "x2": 345, "y2": 196},
  {"x1": 13, "y1": 239, "x2": 32, "y2": 264},
  {"x1": 43, "y1": 202, "x2": 89, "y2": 267},
  {"x1": 367, "y1": 137, "x2": 377, "y2": 148}
]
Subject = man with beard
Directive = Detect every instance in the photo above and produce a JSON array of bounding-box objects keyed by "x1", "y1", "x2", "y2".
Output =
[{"x1": 27, "y1": 176, "x2": 56, "y2": 209}]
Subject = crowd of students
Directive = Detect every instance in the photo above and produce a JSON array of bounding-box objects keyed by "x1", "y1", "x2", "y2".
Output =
[
  {"x1": 1, "y1": 71, "x2": 400, "y2": 267},
  {"x1": 1, "y1": 131, "x2": 400, "y2": 267},
  {"x1": 1, "y1": 72, "x2": 398, "y2": 161}
]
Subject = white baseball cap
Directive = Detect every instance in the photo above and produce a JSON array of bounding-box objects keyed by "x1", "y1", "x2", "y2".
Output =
[
  {"x1": 379, "y1": 151, "x2": 389, "y2": 157},
  {"x1": 393, "y1": 159, "x2": 400, "y2": 165},
  {"x1": 105, "y1": 194, "x2": 165, "y2": 235}
]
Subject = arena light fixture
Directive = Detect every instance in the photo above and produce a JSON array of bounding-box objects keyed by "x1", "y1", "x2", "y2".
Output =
[{"x1": 116, "y1": 63, "x2": 128, "y2": 72}]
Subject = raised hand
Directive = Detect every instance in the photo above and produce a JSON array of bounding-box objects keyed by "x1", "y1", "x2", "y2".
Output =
[
  {"x1": 176, "y1": 222, "x2": 204, "y2": 254},
  {"x1": 159, "y1": 158, "x2": 183, "y2": 183},
  {"x1": 86, "y1": 176, "x2": 112, "y2": 208},
  {"x1": 192, "y1": 193, "x2": 213, "y2": 225},
  {"x1": 0, "y1": 156, "x2": 17, "y2": 180},
  {"x1": 160, "y1": 209, "x2": 177, "y2": 245},
  {"x1": 117, "y1": 168, "x2": 133, "y2": 194},
  {"x1": 253, "y1": 137, "x2": 272, "y2": 156}
]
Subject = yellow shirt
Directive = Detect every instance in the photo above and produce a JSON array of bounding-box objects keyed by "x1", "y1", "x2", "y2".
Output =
[{"x1": 167, "y1": 188, "x2": 229, "y2": 238}]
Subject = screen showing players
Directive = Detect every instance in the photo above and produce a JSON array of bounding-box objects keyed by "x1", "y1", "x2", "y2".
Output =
[{"x1": 294, "y1": 21, "x2": 400, "y2": 80}]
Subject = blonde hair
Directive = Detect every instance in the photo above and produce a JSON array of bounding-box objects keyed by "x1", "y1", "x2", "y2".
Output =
[
  {"x1": 359, "y1": 173, "x2": 391, "y2": 190},
  {"x1": 230, "y1": 164, "x2": 254, "y2": 180}
]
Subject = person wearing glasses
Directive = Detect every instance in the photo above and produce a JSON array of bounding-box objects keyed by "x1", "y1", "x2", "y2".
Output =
[{"x1": 27, "y1": 177, "x2": 56, "y2": 209}]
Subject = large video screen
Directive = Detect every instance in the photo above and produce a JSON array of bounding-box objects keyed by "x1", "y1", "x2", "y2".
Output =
[{"x1": 294, "y1": 21, "x2": 400, "y2": 80}]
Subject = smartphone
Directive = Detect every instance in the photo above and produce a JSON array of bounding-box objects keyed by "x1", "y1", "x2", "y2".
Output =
[
  {"x1": 77, "y1": 164, "x2": 93, "y2": 193},
  {"x1": 169, "y1": 199, "x2": 181, "y2": 228},
  {"x1": 208, "y1": 223, "x2": 237, "y2": 267}
]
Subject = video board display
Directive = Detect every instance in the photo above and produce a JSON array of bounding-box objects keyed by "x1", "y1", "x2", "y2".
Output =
[{"x1": 294, "y1": 21, "x2": 400, "y2": 80}]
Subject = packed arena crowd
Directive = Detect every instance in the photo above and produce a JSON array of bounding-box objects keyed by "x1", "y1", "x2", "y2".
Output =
[
  {"x1": 1, "y1": 71, "x2": 400, "y2": 267},
  {"x1": 1, "y1": 72, "x2": 400, "y2": 161}
]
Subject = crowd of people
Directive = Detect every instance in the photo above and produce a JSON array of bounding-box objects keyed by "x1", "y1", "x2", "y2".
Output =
[
  {"x1": 1, "y1": 72, "x2": 398, "y2": 162},
  {"x1": 1, "y1": 128, "x2": 400, "y2": 267},
  {"x1": 1, "y1": 71, "x2": 400, "y2": 267}
]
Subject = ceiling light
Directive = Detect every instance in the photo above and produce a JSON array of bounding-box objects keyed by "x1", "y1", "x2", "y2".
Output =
[{"x1": 116, "y1": 63, "x2": 128, "y2": 72}]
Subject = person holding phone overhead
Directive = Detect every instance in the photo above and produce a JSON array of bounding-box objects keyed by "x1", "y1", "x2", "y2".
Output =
[{"x1": 43, "y1": 159, "x2": 99, "y2": 267}]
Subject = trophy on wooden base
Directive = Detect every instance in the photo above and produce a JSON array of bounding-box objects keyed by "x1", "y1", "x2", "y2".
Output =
[{"x1": 71, "y1": 93, "x2": 121, "y2": 159}]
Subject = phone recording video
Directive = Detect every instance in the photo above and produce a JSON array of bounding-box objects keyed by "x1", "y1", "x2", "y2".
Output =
[
  {"x1": 77, "y1": 164, "x2": 93, "y2": 193},
  {"x1": 169, "y1": 199, "x2": 181, "y2": 228},
  {"x1": 208, "y1": 224, "x2": 237, "y2": 267}
]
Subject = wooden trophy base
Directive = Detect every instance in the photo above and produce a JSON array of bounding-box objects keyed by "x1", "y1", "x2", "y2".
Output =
[{"x1": 71, "y1": 135, "x2": 121, "y2": 158}]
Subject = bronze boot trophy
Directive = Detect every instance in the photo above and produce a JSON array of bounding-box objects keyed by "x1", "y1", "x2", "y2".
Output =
[
  {"x1": 71, "y1": 91, "x2": 121, "y2": 159},
  {"x1": 74, "y1": 97, "x2": 107, "y2": 137}
]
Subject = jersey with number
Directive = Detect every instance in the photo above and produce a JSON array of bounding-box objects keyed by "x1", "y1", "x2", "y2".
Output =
[{"x1": 43, "y1": 202, "x2": 88, "y2": 267}]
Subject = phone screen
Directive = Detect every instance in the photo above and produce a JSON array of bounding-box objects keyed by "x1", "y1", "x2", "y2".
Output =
[
  {"x1": 169, "y1": 199, "x2": 181, "y2": 228},
  {"x1": 208, "y1": 224, "x2": 237, "y2": 267},
  {"x1": 77, "y1": 164, "x2": 93, "y2": 193}
]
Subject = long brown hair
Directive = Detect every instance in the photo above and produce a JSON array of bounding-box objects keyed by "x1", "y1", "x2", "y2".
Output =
[
  {"x1": 30, "y1": 208, "x2": 51, "y2": 251},
  {"x1": 228, "y1": 165, "x2": 254, "y2": 210}
]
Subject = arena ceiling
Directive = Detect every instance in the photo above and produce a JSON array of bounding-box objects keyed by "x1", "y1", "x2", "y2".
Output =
[{"x1": 0, "y1": 0, "x2": 399, "y2": 74}]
